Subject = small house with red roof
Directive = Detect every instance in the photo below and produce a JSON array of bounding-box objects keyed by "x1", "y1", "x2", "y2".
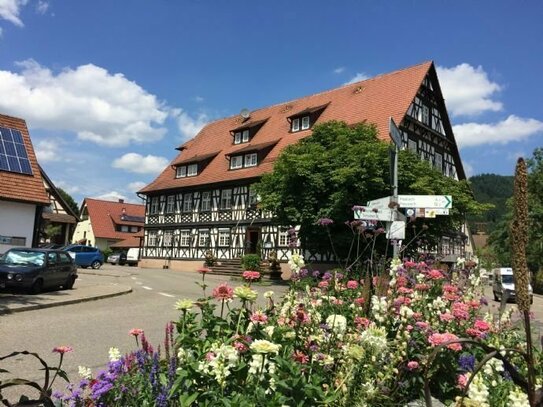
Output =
[
  {"x1": 72, "y1": 198, "x2": 145, "y2": 251},
  {"x1": 0, "y1": 114, "x2": 50, "y2": 253},
  {"x1": 138, "y1": 61, "x2": 470, "y2": 270}
]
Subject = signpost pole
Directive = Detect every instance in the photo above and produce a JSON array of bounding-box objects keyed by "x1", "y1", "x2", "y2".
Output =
[{"x1": 389, "y1": 118, "x2": 401, "y2": 259}]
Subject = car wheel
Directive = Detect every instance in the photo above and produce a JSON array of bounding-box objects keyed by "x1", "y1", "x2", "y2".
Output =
[
  {"x1": 30, "y1": 279, "x2": 43, "y2": 295},
  {"x1": 63, "y1": 276, "x2": 76, "y2": 290},
  {"x1": 91, "y1": 260, "x2": 102, "y2": 269}
]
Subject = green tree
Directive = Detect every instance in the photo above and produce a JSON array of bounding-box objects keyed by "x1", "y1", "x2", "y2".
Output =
[
  {"x1": 58, "y1": 187, "x2": 80, "y2": 217},
  {"x1": 255, "y1": 121, "x2": 487, "y2": 261}
]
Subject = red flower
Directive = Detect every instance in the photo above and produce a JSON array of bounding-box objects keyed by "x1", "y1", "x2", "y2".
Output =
[
  {"x1": 129, "y1": 328, "x2": 144, "y2": 337},
  {"x1": 242, "y1": 271, "x2": 261, "y2": 281},
  {"x1": 198, "y1": 267, "x2": 211, "y2": 274},
  {"x1": 212, "y1": 282, "x2": 234, "y2": 301},
  {"x1": 52, "y1": 346, "x2": 73, "y2": 354},
  {"x1": 292, "y1": 350, "x2": 309, "y2": 364}
]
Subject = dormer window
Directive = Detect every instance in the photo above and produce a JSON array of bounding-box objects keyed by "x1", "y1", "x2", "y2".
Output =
[
  {"x1": 292, "y1": 118, "x2": 300, "y2": 132},
  {"x1": 187, "y1": 163, "x2": 197, "y2": 176},
  {"x1": 176, "y1": 166, "x2": 186, "y2": 178},
  {"x1": 301, "y1": 116, "x2": 310, "y2": 130},
  {"x1": 230, "y1": 156, "x2": 243, "y2": 169},
  {"x1": 291, "y1": 115, "x2": 310, "y2": 132},
  {"x1": 234, "y1": 129, "x2": 250, "y2": 144},
  {"x1": 244, "y1": 153, "x2": 257, "y2": 167},
  {"x1": 230, "y1": 153, "x2": 257, "y2": 169},
  {"x1": 288, "y1": 103, "x2": 329, "y2": 133},
  {"x1": 175, "y1": 163, "x2": 198, "y2": 178}
]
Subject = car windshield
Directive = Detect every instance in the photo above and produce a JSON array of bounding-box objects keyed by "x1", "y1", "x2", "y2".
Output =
[
  {"x1": 501, "y1": 275, "x2": 514, "y2": 284},
  {"x1": 1, "y1": 250, "x2": 45, "y2": 266}
]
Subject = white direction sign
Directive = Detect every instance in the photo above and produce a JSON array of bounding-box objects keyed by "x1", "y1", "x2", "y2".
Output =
[
  {"x1": 366, "y1": 196, "x2": 393, "y2": 210},
  {"x1": 354, "y1": 206, "x2": 395, "y2": 221},
  {"x1": 397, "y1": 195, "x2": 452, "y2": 209}
]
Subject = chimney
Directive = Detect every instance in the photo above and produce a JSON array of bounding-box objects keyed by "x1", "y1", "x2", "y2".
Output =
[{"x1": 118, "y1": 199, "x2": 124, "y2": 203}]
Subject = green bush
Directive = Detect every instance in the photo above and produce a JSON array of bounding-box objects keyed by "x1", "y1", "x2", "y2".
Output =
[
  {"x1": 102, "y1": 248, "x2": 113, "y2": 261},
  {"x1": 241, "y1": 253, "x2": 261, "y2": 271},
  {"x1": 533, "y1": 269, "x2": 543, "y2": 294}
]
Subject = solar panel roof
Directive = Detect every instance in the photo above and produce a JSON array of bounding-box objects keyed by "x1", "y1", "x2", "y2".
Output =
[{"x1": 0, "y1": 126, "x2": 33, "y2": 175}]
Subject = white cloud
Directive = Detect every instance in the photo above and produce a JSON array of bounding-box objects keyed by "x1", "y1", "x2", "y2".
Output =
[
  {"x1": 175, "y1": 110, "x2": 208, "y2": 139},
  {"x1": 344, "y1": 72, "x2": 369, "y2": 85},
  {"x1": 453, "y1": 115, "x2": 543, "y2": 148},
  {"x1": 333, "y1": 67, "x2": 345, "y2": 74},
  {"x1": 35, "y1": 0, "x2": 48, "y2": 14},
  {"x1": 54, "y1": 180, "x2": 80, "y2": 195},
  {"x1": 463, "y1": 162, "x2": 474, "y2": 178},
  {"x1": 127, "y1": 181, "x2": 147, "y2": 192},
  {"x1": 0, "y1": 59, "x2": 169, "y2": 146},
  {"x1": 0, "y1": 27, "x2": 3, "y2": 37},
  {"x1": 112, "y1": 153, "x2": 169, "y2": 174},
  {"x1": 94, "y1": 191, "x2": 128, "y2": 202},
  {"x1": 437, "y1": 63, "x2": 502, "y2": 117},
  {"x1": 34, "y1": 138, "x2": 65, "y2": 162},
  {"x1": 0, "y1": 0, "x2": 27, "y2": 26}
]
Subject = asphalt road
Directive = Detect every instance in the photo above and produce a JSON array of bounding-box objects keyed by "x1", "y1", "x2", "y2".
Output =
[{"x1": 0, "y1": 265, "x2": 287, "y2": 402}]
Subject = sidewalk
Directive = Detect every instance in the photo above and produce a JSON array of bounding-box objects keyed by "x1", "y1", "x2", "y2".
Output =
[{"x1": 0, "y1": 281, "x2": 132, "y2": 315}]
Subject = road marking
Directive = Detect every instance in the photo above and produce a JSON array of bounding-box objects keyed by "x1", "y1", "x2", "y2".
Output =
[
  {"x1": 135, "y1": 281, "x2": 143, "y2": 285},
  {"x1": 158, "y1": 292, "x2": 175, "y2": 298},
  {"x1": 142, "y1": 286, "x2": 153, "y2": 290},
  {"x1": 131, "y1": 277, "x2": 137, "y2": 280}
]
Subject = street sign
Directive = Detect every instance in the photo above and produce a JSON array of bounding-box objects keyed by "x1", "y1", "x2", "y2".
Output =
[
  {"x1": 397, "y1": 195, "x2": 452, "y2": 209},
  {"x1": 354, "y1": 206, "x2": 395, "y2": 221},
  {"x1": 389, "y1": 117, "x2": 402, "y2": 148},
  {"x1": 386, "y1": 220, "x2": 405, "y2": 239},
  {"x1": 367, "y1": 196, "x2": 393, "y2": 210}
]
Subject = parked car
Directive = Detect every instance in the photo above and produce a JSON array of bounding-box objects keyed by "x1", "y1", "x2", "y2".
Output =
[
  {"x1": 63, "y1": 244, "x2": 104, "y2": 269},
  {"x1": 126, "y1": 248, "x2": 140, "y2": 267},
  {"x1": 0, "y1": 248, "x2": 78, "y2": 294},
  {"x1": 107, "y1": 252, "x2": 127, "y2": 265}
]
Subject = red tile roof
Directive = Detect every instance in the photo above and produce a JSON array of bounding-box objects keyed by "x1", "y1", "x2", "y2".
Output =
[
  {"x1": 84, "y1": 198, "x2": 145, "y2": 240},
  {"x1": 141, "y1": 61, "x2": 432, "y2": 194},
  {"x1": 0, "y1": 114, "x2": 49, "y2": 204}
]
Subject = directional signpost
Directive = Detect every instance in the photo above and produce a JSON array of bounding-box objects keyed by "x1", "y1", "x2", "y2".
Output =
[
  {"x1": 354, "y1": 206, "x2": 396, "y2": 222},
  {"x1": 396, "y1": 195, "x2": 452, "y2": 209}
]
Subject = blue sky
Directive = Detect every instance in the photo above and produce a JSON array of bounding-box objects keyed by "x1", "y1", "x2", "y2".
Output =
[{"x1": 0, "y1": 0, "x2": 542, "y2": 205}]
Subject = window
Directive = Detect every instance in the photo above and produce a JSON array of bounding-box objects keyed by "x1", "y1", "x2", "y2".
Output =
[
  {"x1": 434, "y1": 152, "x2": 443, "y2": 171},
  {"x1": 166, "y1": 195, "x2": 175, "y2": 213},
  {"x1": 248, "y1": 188, "x2": 258, "y2": 206},
  {"x1": 230, "y1": 155, "x2": 243, "y2": 169},
  {"x1": 180, "y1": 230, "x2": 191, "y2": 246},
  {"x1": 301, "y1": 116, "x2": 310, "y2": 130},
  {"x1": 176, "y1": 166, "x2": 186, "y2": 178},
  {"x1": 47, "y1": 252, "x2": 58, "y2": 265},
  {"x1": 220, "y1": 189, "x2": 232, "y2": 209},
  {"x1": 408, "y1": 138, "x2": 417, "y2": 153},
  {"x1": 242, "y1": 129, "x2": 249, "y2": 142},
  {"x1": 421, "y1": 105, "x2": 430, "y2": 125},
  {"x1": 183, "y1": 193, "x2": 192, "y2": 212},
  {"x1": 130, "y1": 226, "x2": 139, "y2": 233},
  {"x1": 163, "y1": 231, "x2": 172, "y2": 247},
  {"x1": 234, "y1": 132, "x2": 241, "y2": 144},
  {"x1": 121, "y1": 225, "x2": 129, "y2": 232},
  {"x1": 278, "y1": 229, "x2": 289, "y2": 246},
  {"x1": 291, "y1": 118, "x2": 300, "y2": 132},
  {"x1": 244, "y1": 153, "x2": 257, "y2": 167},
  {"x1": 198, "y1": 229, "x2": 210, "y2": 247},
  {"x1": 59, "y1": 253, "x2": 72, "y2": 264},
  {"x1": 150, "y1": 197, "x2": 159, "y2": 214},
  {"x1": 201, "y1": 191, "x2": 211, "y2": 211},
  {"x1": 218, "y1": 229, "x2": 230, "y2": 246},
  {"x1": 187, "y1": 163, "x2": 198, "y2": 176},
  {"x1": 148, "y1": 231, "x2": 157, "y2": 246}
]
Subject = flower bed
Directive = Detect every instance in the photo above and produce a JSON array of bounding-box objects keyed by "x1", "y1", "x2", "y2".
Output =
[{"x1": 3, "y1": 258, "x2": 539, "y2": 406}]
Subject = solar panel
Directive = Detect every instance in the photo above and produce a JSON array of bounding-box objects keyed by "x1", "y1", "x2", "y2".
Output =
[
  {"x1": 0, "y1": 127, "x2": 33, "y2": 175},
  {"x1": 121, "y1": 215, "x2": 145, "y2": 223}
]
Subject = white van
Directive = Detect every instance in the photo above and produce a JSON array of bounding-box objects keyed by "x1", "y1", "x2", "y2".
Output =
[
  {"x1": 492, "y1": 267, "x2": 533, "y2": 303},
  {"x1": 126, "y1": 248, "x2": 140, "y2": 267}
]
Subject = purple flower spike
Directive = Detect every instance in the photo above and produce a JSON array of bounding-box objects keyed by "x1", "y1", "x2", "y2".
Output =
[{"x1": 317, "y1": 218, "x2": 334, "y2": 226}]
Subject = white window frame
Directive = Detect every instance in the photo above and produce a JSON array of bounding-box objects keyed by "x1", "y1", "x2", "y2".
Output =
[
  {"x1": 278, "y1": 229, "x2": 288, "y2": 247},
  {"x1": 166, "y1": 195, "x2": 175, "y2": 213},
  {"x1": 301, "y1": 116, "x2": 310, "y2": 130},
  {"x1": 230, "y1": 155, "x2": 243, "y2": 169},
  {"x1": 234, "y1": 132, "x2": 241, "y2": 144},
  {"x1": 198, "y1": 229, "x2": 210, "y2": 247},
  {"x1": 218, "y1": 229, "x2": 230, "y2": 247},
  {"x1": 220, "y1": 189, "x2": 232, "y2": 209},
  {"x1": 130, "y1": 226, "x2": 139, "y2": 233},
  {"x1": 183, "y1": 193, "x2": 192, "y2": 212},
  {"x1": 408, "y1": 138, "x2": 417, "y2": 153},
  {"x1": 187, "y1": 163, "x2": 198, "y2": 176},
  {"x1": 242, "y1": 129, "x2": 250, "y2": 142},
  {"x1": 434, "y1": 152, "x2": 443, "y2": 171},
  {"x1": 201, "y1": 191, "x2": 211, "y2": 212},
  {"x1": 150, "y1": 197, "x2": 159, "y2": 214},
  {"x1": 248, "y1": 188, "x2": 258, "y2": 206},
  {"x1": 176, "y1": 166, "x2": 186, "y2": 178},
  {"x1": 121, "y1": 225, "x2": 129, "y2": 232},
  {"x1": 163, "y1": 230, "x2": 172, "y2": 247},
  {"x1": 244, "y1": 153, "x2": 257, "y2": 167},
  {"x1": 421, "y1": 105, "x2": 430, "y2": 125},
  {"x1": 148, "y1": 230, "x2": 157, "y2": 246},
  {"x1": 291, "y1": 118, "x2": 300, "y2": 132},
  {"x1": 180, "y1": 230, "x2": 191, "y2": 246}
]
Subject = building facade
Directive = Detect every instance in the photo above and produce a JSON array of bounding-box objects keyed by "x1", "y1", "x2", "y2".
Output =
[{"x1": 139, "y1": 61, "x2": 468, "y2": 270}]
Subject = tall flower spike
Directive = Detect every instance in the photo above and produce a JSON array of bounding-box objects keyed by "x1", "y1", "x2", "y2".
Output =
[{"x1": 511, "y1": 157, "x2": 530, "y2": 312}]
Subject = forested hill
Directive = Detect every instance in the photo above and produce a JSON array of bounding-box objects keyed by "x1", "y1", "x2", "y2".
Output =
[{"x1": 468, "y1": 173, "x2": 514, "y2": 232}]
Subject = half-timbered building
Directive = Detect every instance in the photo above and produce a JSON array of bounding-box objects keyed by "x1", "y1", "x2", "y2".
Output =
[{"x1": 139, "y1": 61, "x2": 469, "y2": 271}]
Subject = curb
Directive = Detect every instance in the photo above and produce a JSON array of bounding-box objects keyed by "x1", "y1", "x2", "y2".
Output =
[{"x1": 0, "y1": 286, "x2": 133, "y2": 315}]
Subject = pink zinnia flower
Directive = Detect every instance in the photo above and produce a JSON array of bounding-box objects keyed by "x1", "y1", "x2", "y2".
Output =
[
  {"x1": 250, "y1": 311, "x2": 268, "y2": 325},
  {"x1": 415, "y1": 321, "x2": 429, "y2": 330},
  {"x1": 242, "y1": 270, "x2": 261, "y2": 281},
  {"x1": 457, "y1": 373, "x2": 469, "y2": 389},
  {"x1": 466, "y1": 328, "x2": 483, "y2": 338},
  {"x1": 318, "y1": 281, "x2": 329, "y2": 289},
  {"x1": 354, "y1": 297, "x2": 365, "y2": 306},
  {"x1": 415, "y1": 283, "x2": 430, "y2": 291},
  {"x1": 428, "y1": 269, "x2": 445, "y2": 280},
  {"x1": 452, "y1": 302, "x2": 471, "y2": 320},
  {"x1": 428, "y1": 333, "x2": 462, "y2": 351},
  {"x1": 407, "y1": 361, "x2": 419, "y2": 370},
  {"x1": 52, "y1": 346, "x2": 73, "y2": 354},
  {"x1": 442, "y1": 284, "x2": 459, "y2": 294},
  {"x1": 198, "y1": 267, "x2": 211, "y2": 274},
  {"x1": 398, "y1": 286, "x2": 413, "y2": 295},
  {"x1": 439, "y1": 313, "x2": 454, "y2": 322},
  {"x1": 294, "y1": 308, "x2": 310, "y2": 325},
  {"x1": 129, "y1": 328, "x2": 144, "y2": 337},
  {"x1": 354, "y1": 316, "x2": 370, "y2": 328},
  {"x1": 233, "y1": 341, "x2": 248, "y2": 353},
  {"x1": 292, "y1": 350, "x2": 309, "y2": 364},
  {"x1": 404, "y1": 261, "x2": 417, "y2": 268},
  {"x1": 212, "y1": 282, "x2": 234, "y2": 301},
  {"x1": 474, "y1": 320, "x2": 491, "y2": 332},
  {"x1": 346, "y1": 280, "x2": 358, "y2": 289},
  {"x1": 396, "y1": 276, "x2": 408, "y2": 287}
]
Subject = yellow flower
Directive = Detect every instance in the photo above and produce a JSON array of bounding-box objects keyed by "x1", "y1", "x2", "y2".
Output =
[
  {"x1": 234, "y1": 286, "x2": 258, "y2": 301},
  {"x1": 175, "y1": 298, "x2": 194, "y2": 310}
]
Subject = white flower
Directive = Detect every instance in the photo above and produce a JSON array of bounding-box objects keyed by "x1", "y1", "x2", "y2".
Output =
[
  {"x1": 508, "y1": 388, "x2": 530, "y2": 407},
  {"x1": 287, "y1": 252, "x2": 305, "y2": 274},
  {"x1": 389, "y1": 258, "x2": 402, "y2": 275},
  {"x1": 264, "y1": 326, "x2": 275, "y2": 338},
  {"x1": 359, "y1": 325, "x2": 388, "y2": 354},
  {"x1": 177, "y1": 348, "x2": 187, "y2": 362},
  {"x1": 108, "y1": 347, "x2": 122, "y2": 362},
  {"x1": 78, "y1": 365, "x2": 92, "y2": 379},
  {"x1": 467, "y1": 374, "x2": 490, "y2": 406},
  {"x1": 250, "y1": 339, "x2": 281, "y2": 354},
  {"x1": 326, "y1": 314, "x2": 347, "y2": 335},
  {"x1": 264, "y1": 290, "x2": 274, "y2": 298}
]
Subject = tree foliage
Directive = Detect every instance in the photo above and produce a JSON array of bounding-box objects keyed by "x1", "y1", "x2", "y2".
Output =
[
  {"x1": 255, "y1": 121, "x2": 487, "y2": 260},
  {"x1": 57, "y1": 187, "x2": 80, "y2": 217},
  {"x1": 467, "y1": 173, "x2": 513, "y2": 232}
]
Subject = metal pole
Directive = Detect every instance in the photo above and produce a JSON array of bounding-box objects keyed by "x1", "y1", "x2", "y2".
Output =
[{"x1": 392, "y1": 144, "x2": 400, "y2": 259}]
